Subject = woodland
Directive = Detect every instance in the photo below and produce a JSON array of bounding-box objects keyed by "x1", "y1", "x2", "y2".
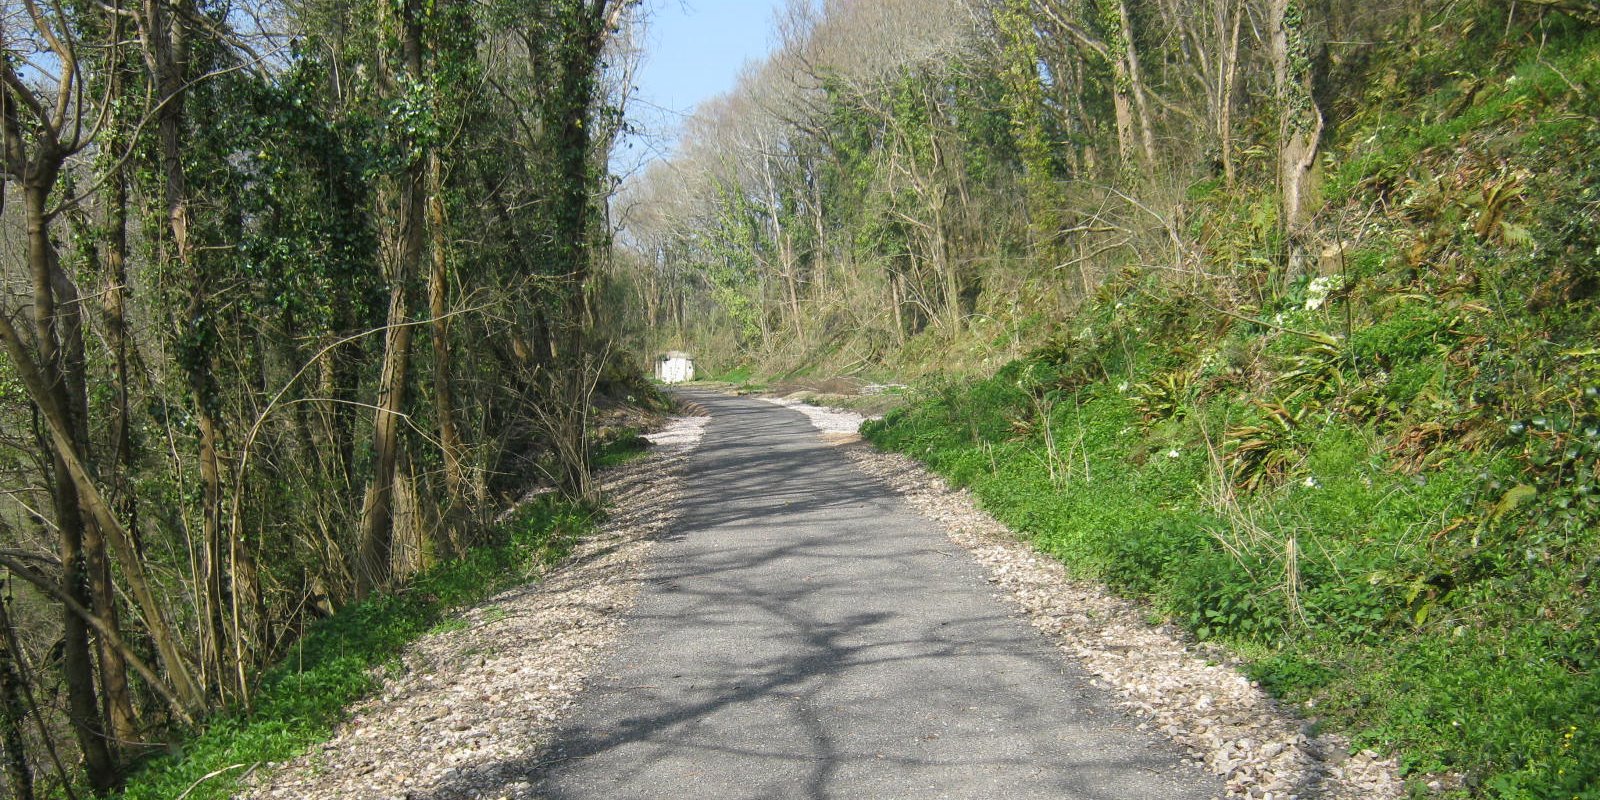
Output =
[
  {"x1": 0, "y1": 0, "x2": 646, "y2": 797},
  {"x1": 612, "y1": 0, "x2": 1600, "y2": 797},
  {"x1": 1, "y1": 0, "x2": 1598, "y2": 797}
]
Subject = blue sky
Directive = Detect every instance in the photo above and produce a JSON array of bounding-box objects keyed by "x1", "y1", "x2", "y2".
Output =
[{"x1": 620, "y1": 0, "x2": 788, "y2": 169}]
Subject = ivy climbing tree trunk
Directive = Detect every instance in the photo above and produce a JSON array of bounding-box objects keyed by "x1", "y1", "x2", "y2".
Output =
[
  {"x1": 67, "y1": 190, "x2": 140, "y2": 749},
  {"x1": 533, "y1": 0, "x2": 633, "y2": 504},
  {"x1": 358, "y1": 0, "x2": 428, "y2": 596},
  {"x1": 1269, "y1": 0, "x2": 1324, "y2": 263},
  {"x1": 428, "y1": 151, "x2": 466, "y2": 557},
  {"x1": 141, "y1": 0, "x2": 251, "y2": 701}
]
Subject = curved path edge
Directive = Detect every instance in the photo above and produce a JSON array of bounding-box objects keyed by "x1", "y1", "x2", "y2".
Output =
[
  {"x1": 237, "y1": 413, "x2": 710, "y2": 800},
  {"x1": 529, "y1": 390, "x2": 1223, "y2": 800}
]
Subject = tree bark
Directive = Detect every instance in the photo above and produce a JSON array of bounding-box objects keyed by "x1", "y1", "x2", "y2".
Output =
[
  {"x1": 22, "y1": 179, "x2": 120, "y2": 794},
  {"x1": 358, "y1": 0, "x2": 428, "y2": 595},
  {"x1": 427, "y1": 151, "x2": 466, "y2": 556},
  {"x1": 66, "y1": 184, "x2": 140, "y2": 745},
  {"x1": 1117, "y1": 0, "x2": 1159, "y2": 170},
  {"x1": 1217, "y1": 0, "x2": 1243, "y2": 187},
  {"x1": 0, "y1": 585, "x2": 36, "y2": 800},
  {"x1": 1268, "y1": 0, "x2": 1324, "y2": 249}
]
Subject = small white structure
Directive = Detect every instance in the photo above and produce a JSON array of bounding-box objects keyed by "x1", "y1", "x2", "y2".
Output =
[{"x1": 655, "y1": 351, "x2": 695, "y2": 384}]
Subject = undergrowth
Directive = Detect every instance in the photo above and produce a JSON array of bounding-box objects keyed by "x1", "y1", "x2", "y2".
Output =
[
  {"x1": 865, "y1": 14, "x2": 1600, "y2": 800},
  {"x1": 114, "y1": 495, "x2": 596, "y2": 800}
]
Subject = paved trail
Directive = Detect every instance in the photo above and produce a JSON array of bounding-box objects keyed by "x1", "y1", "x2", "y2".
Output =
[{"x1": 532, "y1": 391, "x2": 1221, "y2": 799}]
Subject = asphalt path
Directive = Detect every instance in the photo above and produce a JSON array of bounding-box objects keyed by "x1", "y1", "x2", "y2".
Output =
[{"x1": 531, "y1": 390, "x2": 1221, "y2": 799}]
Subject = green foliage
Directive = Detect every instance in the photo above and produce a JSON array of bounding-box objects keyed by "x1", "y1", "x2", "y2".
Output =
[
  {"x1": 1529, "y1": 125, "x2": 1600, "y2": 303},
  {"x1": 1132, "y1": 368, "x2": 1195, "y2": 424},
  {"x1": 623, "y1": 3, "x2": 1600, "y2": 796},
  {"x1": 591, "y1": 426, "x2": 652, "y2": 469},
  {"x1": 708, "y1": 364, "x2": 755, "y2": 384},
  {"x1": 1348, "y1": 303, "x2": 1458, "y2": 374},
  {"x1": 867, "y1": 323, "x2": 1600, "y2": 796},
  {"x1": 117, "y1": 498, "x2": 593, "y2": 800},
  {"x1": 1224, "y1": 398, "x2": 1310, "y2": 492},
  {"x1": 1327, "y1": 21, "x2": 1600, "y2": 207}
]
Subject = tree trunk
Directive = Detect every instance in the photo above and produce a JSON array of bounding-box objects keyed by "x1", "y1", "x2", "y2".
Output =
[
  {"x1": 757, "y1": 144, "x2": 804, "y2": 344},
  {"x1": 1117, "y1": 0, "x2": 1159, "y2": 170},
  {"x1": 1218, "y1": 0, "x2": 1243, "y2": 187},
  {"x1": 356, "y1": 220, "x2": 421, "y2": 595},
  {"x1": 1269, "y1": 0, "x2": 1324, "y2": 252},
  {"x1": 23, "y1": 181, "x2": 120, "y2": 794},
  {"x1": 926, "y1": 121, "x2": 963, "y2": 333},
  {"x1": 428, "y1": 152, "x2": 466, "y2": 555},
  {"x1": 1096, "y1": 0, "x2": 1142, "y2": 174},
  {"x1": 358, "y1": 0, "x2": 428, "y2": 595},
  {"x1": 0, "y1": 585, "x2": 36, "y2": 800},
  {"x1": 141, "y1": 0, "x2": 239, "y2": 699},
  {"x1": 538, "y1": 0, "x2": 614, "y2": 503},
  {"x1": 69, "y1": 190, "x2": 141, "y2": 747}
]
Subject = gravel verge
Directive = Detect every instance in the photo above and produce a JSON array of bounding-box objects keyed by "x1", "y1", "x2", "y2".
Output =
[
  {"x1": 763, "y1": 395, "x2": 1407, "y2": 800},
  {"x1": 238, "y1": 413, "x2": 709, "y2": 800}
]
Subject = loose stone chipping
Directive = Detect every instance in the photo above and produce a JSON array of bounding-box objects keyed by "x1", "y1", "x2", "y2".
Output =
[
  {"x1": 237, "y1": 414, "x2": 709, "y2": 800},
  {"x1": 764, "y1": 395, "x2": 1407, "y2": 800},
  {"x1": 244, "y1": 393, "x2": 1408, "y2": 800}
]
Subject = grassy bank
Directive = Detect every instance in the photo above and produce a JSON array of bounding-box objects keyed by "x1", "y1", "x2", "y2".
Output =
[
  {"x1": 866, "y1": 369, "x2": 1596, "y2": 797},
  {"x1": 114, "y1": 496, "x2": 595, "y2": 800},
  {"x1": 862, "y1": 21, "x2": 1600, "y2": 798}
]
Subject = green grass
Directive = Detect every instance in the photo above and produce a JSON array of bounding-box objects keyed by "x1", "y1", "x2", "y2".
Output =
[
  {"x1": 115, "y1": 495, "x2": 595, "y2": 800},
  {"x1": 703, "y1": 364, "x2": 755, "y2": 385},
  {"x1": 592, "y1": 426, "x2": 652, "y2": 469},
  {"x1": 1325, "y1": 22, "x2": 1600, "y2": 206},
  {"x1": 865, "y1": 359, "x2": 1600, "y2": 798}
]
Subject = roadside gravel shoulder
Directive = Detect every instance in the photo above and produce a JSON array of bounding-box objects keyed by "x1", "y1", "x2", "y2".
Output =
[
  {"x1": 762, "y1": 395, "x2": 1406, "y2": 800},
  {"x1": 237, "y1": 414, "x2": 709, "y2": 800}
]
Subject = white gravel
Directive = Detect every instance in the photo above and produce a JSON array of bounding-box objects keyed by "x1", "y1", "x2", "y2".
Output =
[
  {"x1": 761, "y1": 396, "x2": 880, "y2": 435},
  {"x1": 238, "y1": 392, "x2": 1412, "y2": 800},
  {"x1": 237, "y1": 414, "x2": 708, "y2": 800},
  {"x1": 770, "y1": 395, "x2": 1407, "y2": 800}
]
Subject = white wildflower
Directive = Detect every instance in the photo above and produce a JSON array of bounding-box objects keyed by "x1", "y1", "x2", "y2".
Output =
[
  {"x1": 1305, "y1": 274, "x2": 1341, "y2": 311},
  {"x1": 1167, "y1": 449, "x2": 1181, "y2": 459},
  {"x1": 1303, "y1": 475, "x2": 1322, "y2": 489}
]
